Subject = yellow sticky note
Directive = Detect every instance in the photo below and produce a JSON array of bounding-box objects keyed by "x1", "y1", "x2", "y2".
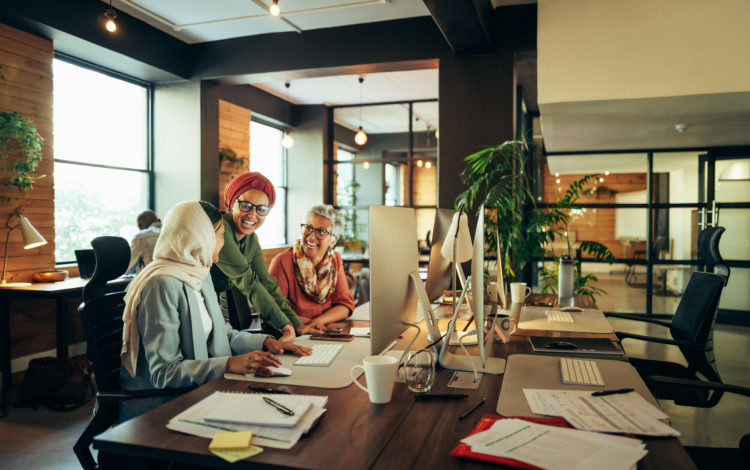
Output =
[
  {"x1": 209, "y1": 431, "x2": 253, "y2": 451},
  {"x1": 210, "y1": 445, "x2": 263, "y2": 463}
]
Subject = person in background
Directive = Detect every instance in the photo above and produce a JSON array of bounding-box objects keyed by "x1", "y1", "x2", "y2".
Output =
[
  {"x1": 120, "y1": 200, "x2": 310, "y2": 421},
  {"x1": 269, "y1": 205, "x2": 354, "y2": 330},
  {"x1": 211, "y1": 172, "x2": 325, "y2": 342},
  {"x1": 126, "y1": 210, "x2": 161, "y2": 274}
]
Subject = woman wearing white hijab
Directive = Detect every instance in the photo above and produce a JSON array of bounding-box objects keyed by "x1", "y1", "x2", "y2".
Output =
[{"x1": 120, "y1": 201, "x2": 309, "y2": 420}]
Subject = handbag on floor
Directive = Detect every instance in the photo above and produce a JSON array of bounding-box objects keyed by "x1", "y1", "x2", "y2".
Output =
[{"x1": 16, "y1": 356, "x2": 95, "y2": 411}]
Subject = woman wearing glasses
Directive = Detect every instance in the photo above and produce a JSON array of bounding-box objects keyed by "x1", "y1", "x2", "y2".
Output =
[
  {"x1": 212, "y1": 172, "x2": 324, "y2": 342},
  {"x1": 268, "y1": 205, "x2": 355, "y2": 331}
]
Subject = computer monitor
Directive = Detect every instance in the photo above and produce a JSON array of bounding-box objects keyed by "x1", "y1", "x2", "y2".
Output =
[
  {"x1": 424, "y1": 208, "x2": 456, "y2": 302},
  {"x1": 368, "y1": 205, "x2": 419, "y2": 355}
]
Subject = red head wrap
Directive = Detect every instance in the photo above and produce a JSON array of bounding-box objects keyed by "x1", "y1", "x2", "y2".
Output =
[{"x1": 223, "y1": 172, "x2": 276, "y2": 209}]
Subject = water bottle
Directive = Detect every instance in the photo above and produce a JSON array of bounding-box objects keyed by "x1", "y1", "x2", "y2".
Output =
[{"x1": 558, "y1": 255, "x2": 575, "y2": 307}]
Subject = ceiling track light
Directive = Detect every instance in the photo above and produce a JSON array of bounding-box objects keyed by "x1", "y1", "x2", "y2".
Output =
[
  {"x1": 270, "y1": 0, "x2": 281, "y2": 16},
  {"x1": 104, "y1": 1, "x2": 118, "y2": 33},
  {"x1": 354, "y1": 76, "x2": 368, "y2": 146},
  {"x1": 282, "y1": 81, "x2": 294, "y2": 149}
]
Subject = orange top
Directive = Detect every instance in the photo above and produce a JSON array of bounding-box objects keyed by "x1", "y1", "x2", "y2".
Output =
[{"x1": 269, "y1": 248, "x2": 354, "y2": 320}]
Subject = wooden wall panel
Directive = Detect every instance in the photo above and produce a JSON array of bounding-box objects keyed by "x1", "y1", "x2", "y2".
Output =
[
  {"x1": 0, "y1": 23, "x2": 62, "y2": 372},
  {"x1": 542, "y1": 163, "x2": 648, "y2": 259},
  {"x1": 218, "y1": 99, "x2": 251, "y2": 210}
]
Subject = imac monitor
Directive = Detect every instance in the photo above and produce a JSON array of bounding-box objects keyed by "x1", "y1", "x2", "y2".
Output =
[
  {"x1": 424, "y1": 208, "x2": 456, "y2": 302},
  {"x1": 368, "y1": 205, "x2": 419, "y2": 355}
]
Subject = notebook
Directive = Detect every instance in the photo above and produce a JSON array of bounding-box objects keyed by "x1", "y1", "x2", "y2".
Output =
[
  {"x1": 203, "y1": 392, "x2": 313, "y2": 428},
  {"x1": 528, "y1": 336, "x2": 624, "y2": 356}
]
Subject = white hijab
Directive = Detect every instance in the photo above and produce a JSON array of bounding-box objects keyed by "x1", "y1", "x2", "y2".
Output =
[{"x1": 121, "y1": 201, "x2": 216, "y2": 377}]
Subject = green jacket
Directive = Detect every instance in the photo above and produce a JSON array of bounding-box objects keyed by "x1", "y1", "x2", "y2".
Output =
[{"x1": 211, "y1": 213, "x2": 302, "y2": 330}]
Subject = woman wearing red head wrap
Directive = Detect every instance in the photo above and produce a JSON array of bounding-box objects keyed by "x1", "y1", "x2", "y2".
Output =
[{"x1": 211, "y1": 172, "x2": 325, "y2": 341}]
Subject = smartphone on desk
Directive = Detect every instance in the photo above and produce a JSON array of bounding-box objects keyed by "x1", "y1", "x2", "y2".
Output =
[{"x1": 310, "y1": 333, "x2": 354, "y2": 342}]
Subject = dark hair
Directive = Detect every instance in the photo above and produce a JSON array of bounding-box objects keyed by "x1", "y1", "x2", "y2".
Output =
[{"x1": 198, "y1": 201, "x2": 222, "y2": 229}]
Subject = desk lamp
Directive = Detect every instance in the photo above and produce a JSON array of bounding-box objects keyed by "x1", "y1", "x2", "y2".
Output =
[{"x1": 1, "y1": 215, "x2": 47, "y2": 286}]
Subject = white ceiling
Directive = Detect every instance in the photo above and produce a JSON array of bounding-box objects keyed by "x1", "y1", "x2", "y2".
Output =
[
  {"x1": 546, "y1": 152, "x2": 701, "y2": 175},
  {"x1": 109, "y1": 0, "x2": 431, "y2": 44}
]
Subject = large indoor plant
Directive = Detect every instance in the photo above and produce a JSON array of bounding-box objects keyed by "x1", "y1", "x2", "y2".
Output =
[
  {"x1": 0, "y1": 111, "x2": 44, "y2": 203},
  {"x1": 455, "y1": 140, "x2": 615, "y2": 301}
]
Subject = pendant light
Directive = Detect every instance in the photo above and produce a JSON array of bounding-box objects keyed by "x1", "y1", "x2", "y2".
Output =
[
  {"x1": 354, "y1": 77, "x2": 368, "y2": 146},
  {"x1": 282, "y1": 82, "x2": 294, "y2": 149},
  {"x1": 269, "y1": 0, "x2": 281, "y2": 16},
  {"x1": 104, "y1": 0, "x2": 118, "y2": 32}
]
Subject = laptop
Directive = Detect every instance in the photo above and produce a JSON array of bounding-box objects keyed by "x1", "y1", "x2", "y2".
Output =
[{"x1": 74, "y1": 249, "x2": 96, "y2": 279}]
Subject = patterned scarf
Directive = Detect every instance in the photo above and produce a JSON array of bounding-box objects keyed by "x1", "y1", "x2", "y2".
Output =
[{"x1": 292, "y1": 238, "x2": 338, "y2": 303}]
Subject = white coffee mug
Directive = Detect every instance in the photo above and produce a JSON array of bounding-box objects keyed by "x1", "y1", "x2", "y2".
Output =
[
  {"x1": 350, "y1": 355, "x2": 399, "y2": 404},
  {"x1": 510, "y1": 282, "x2": 531, "y2": 304},
  {"x1": 493, "y1": 315, "x2": 518, "y2": 343}
]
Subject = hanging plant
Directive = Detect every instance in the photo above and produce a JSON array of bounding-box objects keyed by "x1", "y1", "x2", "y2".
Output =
[
  {"x1": 219, "y1": 147, "x2": 247, "y2": 168},
  {"x1": 0, "y1": 111, "x2": 44, "y2": 203}
]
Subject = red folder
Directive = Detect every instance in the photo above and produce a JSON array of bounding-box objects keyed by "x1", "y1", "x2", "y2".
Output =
[{"x1": 450, "y1": 414, "x2": 573, "y2": 469}]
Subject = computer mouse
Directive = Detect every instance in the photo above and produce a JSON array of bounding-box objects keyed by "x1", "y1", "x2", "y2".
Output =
[
  {"x1": 559, "y1": 306, "x2": 583, "y2": 312},
  {"x1": 268, "y1": 366, "x2": 292, "y2": 377},
  {"x1": 546, "y1": 341, "x2": 579, "y2": 350}
]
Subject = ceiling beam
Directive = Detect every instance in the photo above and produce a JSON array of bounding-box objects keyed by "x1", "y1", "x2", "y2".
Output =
[{"x1": 422, "y1": 0, "x2": 494, "y2": 55}]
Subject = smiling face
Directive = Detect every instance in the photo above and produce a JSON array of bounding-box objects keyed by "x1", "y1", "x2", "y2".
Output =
[
  {"x1": 231, "y1": 188, "x2": 270, "y2": 240},
  {"x1": 302, "y1": 214, "x2": 336, "y2": 265},
  {"x1": 212, "y1": 223, "x2": 225, "y2": 264}
]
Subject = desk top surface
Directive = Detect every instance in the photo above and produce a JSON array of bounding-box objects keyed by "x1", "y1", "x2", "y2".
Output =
[
  {"x1": 94, "y1": 316, "x2": 696, "y2": 470},
  {"x1": 0, "y1": 276, "x2": 131, "y2": 294}
]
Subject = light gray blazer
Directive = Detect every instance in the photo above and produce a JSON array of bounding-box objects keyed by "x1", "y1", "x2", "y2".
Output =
[{"x1": 119, "y1": 274, "x2": 267, "y2": 420}]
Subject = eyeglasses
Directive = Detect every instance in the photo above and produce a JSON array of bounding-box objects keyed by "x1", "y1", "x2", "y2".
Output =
[
  {"x1": 236, "y1": 200, "x2": 270, "y2": 216},
  {"x1": 300, "y1": 224, "x2": 332, "y2": 240}
]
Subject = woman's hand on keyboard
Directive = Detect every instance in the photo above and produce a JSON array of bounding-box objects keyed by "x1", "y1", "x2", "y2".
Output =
[
  {"x1": 264, "y1": 337, "x2": 312, "y2": 357},
  {"x1": 227, "y1": 351, "x2": 282, "y2": 376}
]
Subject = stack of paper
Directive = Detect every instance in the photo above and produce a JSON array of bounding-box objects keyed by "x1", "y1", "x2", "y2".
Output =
[
  {"x1": 522, "y1": 389, "x2": 679, "y2": 436},
  {"x1": 461, "y1": 418, "x2": 647, "y2": 470},
  {"x1": 167, "y1": 391, "x2": 328, "y2": 449}
]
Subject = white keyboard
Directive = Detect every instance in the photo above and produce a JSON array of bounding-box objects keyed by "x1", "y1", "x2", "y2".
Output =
[
  {"x1": 294, "y1": 343, "x2": 344, "y2": 367},
  {"x1": 546, "y1": 310, "x2": 575, "y2": 323},
  {"x1": 560, "y1": 357, "x2": 604, "y2": 386}
]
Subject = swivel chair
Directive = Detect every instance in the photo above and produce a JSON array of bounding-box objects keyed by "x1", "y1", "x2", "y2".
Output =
[{"x1": 74, "y1": 236, "x2": 192, "y2": 470}]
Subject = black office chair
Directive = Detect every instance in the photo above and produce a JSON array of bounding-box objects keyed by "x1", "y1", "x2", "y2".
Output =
[
  {"x1": 74, "y1": 236, "x2": 192, "y2": 470},
  {"x1": 607, "y1": 226, "x2": 733, "y2": 407},
  {"x1": 226, "y1": 285, "x2": 254, "y2": 331}
]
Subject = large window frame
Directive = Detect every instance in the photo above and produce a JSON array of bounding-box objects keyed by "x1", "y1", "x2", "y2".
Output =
[
  {"x1": 53, "y1": 53, "x2": 153, "y2": 264},
  {"x1": 249, "y1": 117, "x2": 288, "y2": 246}
]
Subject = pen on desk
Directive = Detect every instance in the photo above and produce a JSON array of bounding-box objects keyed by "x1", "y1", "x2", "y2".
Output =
[
  {"x1": 263, "y1": 396, "x2": 295, "y2": 416},
  {"x1": 459, "y1": 397, "x2": 485, "y2": 420},
  {"x1": 249, "y1": 385, "x2": 290, "y2": 394},
  {"x1": 415, "y1": 393, "x2": 468, "y2": 401},
  {"x1": 591, "y1": 388, "x2": 634, "y2": 397}
]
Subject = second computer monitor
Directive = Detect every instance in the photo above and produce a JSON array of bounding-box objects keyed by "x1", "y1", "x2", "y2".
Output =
[
  {"x1": 424, "y1": 208, "x2": 457, "y2": 303},
  {"x1": 368, "y1": 205, "x2": 419, "y2": 355}
]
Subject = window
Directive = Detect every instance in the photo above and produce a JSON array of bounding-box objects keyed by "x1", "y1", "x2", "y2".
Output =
[
  {"x1": 53, "y1": 58, "x2": 151, "y2": 263},
  {"x1": 250, "y1": 120, "x2": 286, "y2": 245}
]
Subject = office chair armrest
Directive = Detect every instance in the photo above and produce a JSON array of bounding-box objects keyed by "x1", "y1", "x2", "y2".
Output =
[
  {"x1": 97, "y1": 386, "x2": 196, "y2": 403},
  {"x1": 605, "y1": 312, "x2": 672, "y2": 329},
  {"x1": 648, "y1": 376, "x2": 750, "y2": 398},
  {"x1": 615, "y1": 331, "x2": 697, "y2": 348}
]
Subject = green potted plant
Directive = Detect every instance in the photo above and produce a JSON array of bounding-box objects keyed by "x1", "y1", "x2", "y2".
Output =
[
  {"x1": 455, "y1": 140, "x2": 615, "y2": 302},
  {"x1": 0, "y1": 111, "x2": 44, "y2": 203},
  {"x1": 219, "y1": 147, "x2": 247, "y2": 171}
]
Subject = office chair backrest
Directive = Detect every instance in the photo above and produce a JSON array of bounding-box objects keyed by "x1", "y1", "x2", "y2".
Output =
[
  {"x1": 670, "y1": 271, "x2": 724, "y2": 385},
  {"x1": 82, "y1": 236, "x2": 130, "y2": 302},
  {"x1": 698, "y1": 226, "x2": 729, "y2": 285},
  {"x1": 227, "y1": 285, "x2": 253, "y2": 331},
  {"x1": 79, "y1": 292, "x2": 127, "y2": 393}
]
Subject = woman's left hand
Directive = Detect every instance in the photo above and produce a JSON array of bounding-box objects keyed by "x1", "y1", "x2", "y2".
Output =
[{"x1": 264, "y1": 337, "x2": 312, "y2": 356}]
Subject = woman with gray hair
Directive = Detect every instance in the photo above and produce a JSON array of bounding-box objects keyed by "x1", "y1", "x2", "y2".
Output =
[{"x1": 269, "y1": 205, "x2": 354, "y2": 329}]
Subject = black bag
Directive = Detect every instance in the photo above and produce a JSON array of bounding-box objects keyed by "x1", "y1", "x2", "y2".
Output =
[{"x1": 16, "y1": 357, "x2": 95, "y2": 411}]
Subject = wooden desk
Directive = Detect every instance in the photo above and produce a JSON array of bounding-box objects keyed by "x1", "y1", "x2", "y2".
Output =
[
  {"x1": 93, "y1": 321, "x2": 696, "y2": 469},
  {"x1": 0, "y1": 276, "x2": 130, "y2": 416}
]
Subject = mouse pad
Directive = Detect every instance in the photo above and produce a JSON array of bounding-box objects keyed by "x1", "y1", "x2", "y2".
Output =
[
  {"x1": 225, "y1": 336, "x2": 369, "y2": 389},
  {"x1": 496, "y1": 354, "x2": 656, "y2": 416},
  {"x1": 518, "y1": 307, "x2": 614, "y2": 334},
  {"x1": 528, "y1": 337, "x2": 624, "y2": 356}
]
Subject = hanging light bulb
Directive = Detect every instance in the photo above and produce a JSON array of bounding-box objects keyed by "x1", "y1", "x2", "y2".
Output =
[
  {"x1": 281, "y1": 81, "x2": 294, "y2": 148},
  {"x1": 104, "y1": 1, "x2": 118, "y2": 32},
  {"x1": 363, "y1": 161, "x2": 370, "y2": 170},
  {"x1": 605, "y1": 170, "x2": 610, "y2": 176},
  {"x1": 269, "y1": 0, "x2": 280, "y2": 16},
  {"x1": 416, "y1": 160, "x2": 423, "y2": 168},
  {"x1": 425, "y1": 161, "x2": 432, "y2": 169},
  {"x1": 354, "y1": 76, "x2": 368, "y2": 146}
]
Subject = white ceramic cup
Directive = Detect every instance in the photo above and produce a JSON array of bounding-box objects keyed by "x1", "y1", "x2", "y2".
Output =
[
  {"x1": 493, "y1": 316, "x2": 518, "y2": 343},
  {"x1": 350, "y1": 355, "x2": 399, "y2": 404},
  {"x1": 510, "y1": 282, "x2": 531, "y2": 304}
]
